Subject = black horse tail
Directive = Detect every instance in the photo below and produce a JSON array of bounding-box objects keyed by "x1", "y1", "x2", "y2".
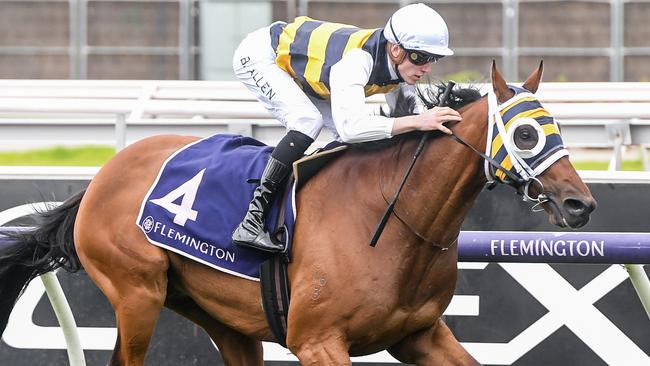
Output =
[{"x1": 0, "y1": 189, "x2": 85, "y2": 335}]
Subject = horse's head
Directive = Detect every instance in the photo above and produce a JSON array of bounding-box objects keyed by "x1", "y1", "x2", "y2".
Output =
[{"x1": 486, "y1": 61, "x2": 596, "y2": 228}]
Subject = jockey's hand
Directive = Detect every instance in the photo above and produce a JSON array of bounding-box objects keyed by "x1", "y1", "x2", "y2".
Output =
[
  {"x1": 416, "y1": 107, "x2": 462, "y2": 135},
  {"x1": 391, "y1": 107, "x2": 462, "y2": 137}
]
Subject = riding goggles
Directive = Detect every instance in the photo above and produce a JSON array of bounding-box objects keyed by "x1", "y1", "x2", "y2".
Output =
[{"x1": 404, "y1": 49, "x2": 443, "y2": 65}]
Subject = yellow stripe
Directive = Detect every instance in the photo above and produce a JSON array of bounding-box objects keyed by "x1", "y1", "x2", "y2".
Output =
[
  {"x1": 499, "y1": 96, "x2": 537, "y2": 115},
  {"x1": 491, "y1": 134, "x2": 503, "y2": 158},
  {"x1": 504, "y1": 108, "x2": 551, "y2": 130},
  {"x1": 496, "y1": 155, "x2": 514, "y2": 181},
  {"x1": 304, "y1": 22, "x2": 349, "y2": 99},
  {"x1": 343, "y1": 28, "x2": 376, "y2": 55},
  {"x1": 542, "y1": 123, "x2": 560, "y2": 136},
  {"x1": 501, "y1": 155, "x2": 513, "y2": 171},
  {"x1": 275, "y1": 16, "x2": 311, "y2": 77},
  {"x1": 364, "y1": 84, "x2": 398, "y2": 97},
  {"x1": 348, "y1": 28, "x2": 381, "y2": 97}
]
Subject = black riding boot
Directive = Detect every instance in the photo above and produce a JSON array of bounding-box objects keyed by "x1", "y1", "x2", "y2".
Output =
[
  {"x1": 232, "y1": 130, "x2": 314, "y2": 252},
  {"x1": 232, "y1": 157, "x2": 289, "y2": 252}
]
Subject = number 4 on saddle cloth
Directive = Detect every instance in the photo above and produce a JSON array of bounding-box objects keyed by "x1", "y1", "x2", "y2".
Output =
[{"x1": 136, "y1": 134, "x2": 346, "y2": 281}]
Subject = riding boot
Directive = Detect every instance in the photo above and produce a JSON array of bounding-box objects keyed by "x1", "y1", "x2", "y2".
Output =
[
  {"x1": 232, "y1": 157, "x2": 290, "y2": 252},
  {"x1": 233, "y1": 130, "x2": 314, "y2": 252}
]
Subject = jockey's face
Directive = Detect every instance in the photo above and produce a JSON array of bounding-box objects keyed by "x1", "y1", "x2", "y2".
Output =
[
  {"x1": 398, "y1": 56, "x2": 433, "y2": 85},
  {"x1": 388, "y1": 42, "x2": 434, "y2": 85}
]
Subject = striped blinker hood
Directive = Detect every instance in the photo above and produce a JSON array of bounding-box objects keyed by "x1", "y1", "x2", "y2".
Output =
[{"x1": 485, "y1": 85, "x2": 568, "y2": 184}]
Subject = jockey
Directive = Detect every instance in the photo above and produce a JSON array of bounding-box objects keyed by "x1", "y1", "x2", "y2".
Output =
[{"x1": 231, "y1": 3, "x2": 461, "y2": 252}]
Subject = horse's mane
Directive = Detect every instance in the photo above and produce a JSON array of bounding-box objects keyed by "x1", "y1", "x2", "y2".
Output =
[
  {"x1": 416, "y1": 82, "x2": 483, "y2": 112},
  {"x1": 351, "y1": 82, "x2": 482, "y2": 151}
]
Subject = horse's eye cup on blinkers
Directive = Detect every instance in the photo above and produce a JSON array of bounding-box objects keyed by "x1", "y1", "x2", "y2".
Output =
[{"x1": 507, "y1": 117, "x2": 546, "y2": 158}]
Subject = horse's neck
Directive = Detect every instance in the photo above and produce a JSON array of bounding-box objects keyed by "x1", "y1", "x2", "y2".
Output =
[{"x1": 388, "y1": 98, "x2": 489, "y2": 249}]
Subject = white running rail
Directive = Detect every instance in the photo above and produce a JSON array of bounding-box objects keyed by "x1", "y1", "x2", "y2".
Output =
[{"x1": 0, "y1": 80, "x2": 650, "y2": 169}]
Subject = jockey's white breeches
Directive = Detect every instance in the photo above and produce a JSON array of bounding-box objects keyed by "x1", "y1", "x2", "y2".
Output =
[{"x1": 232, "y1": 24, "x2": 337, "y2": 140}]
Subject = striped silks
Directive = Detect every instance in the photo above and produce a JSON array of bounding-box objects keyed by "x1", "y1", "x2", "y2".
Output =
[{"x1": 271, "y1": 17, "x2": 399, "y2": 100}]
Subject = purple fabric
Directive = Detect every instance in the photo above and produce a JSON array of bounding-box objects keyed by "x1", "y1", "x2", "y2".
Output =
[
  {"x1": 136, "y1": 134, "x2": 294, "y2": 280},
  {"x1": 458, "y1": 231, "x2": 650, "y2": 264}
]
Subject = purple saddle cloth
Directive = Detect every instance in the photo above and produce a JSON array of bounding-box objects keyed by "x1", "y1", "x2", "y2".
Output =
[{"x1": 136, "y1": 134, "x2": 295, "y2": 281}]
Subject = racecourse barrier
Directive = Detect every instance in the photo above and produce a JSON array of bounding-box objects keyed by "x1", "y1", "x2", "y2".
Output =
[{"x1": 458, "y1": 231, "x2": 650, "y2": 321}]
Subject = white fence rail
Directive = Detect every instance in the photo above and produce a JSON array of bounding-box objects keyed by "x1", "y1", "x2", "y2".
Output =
[{"x1": 1, "y1": 80, "x2": 650, "y2": 168}]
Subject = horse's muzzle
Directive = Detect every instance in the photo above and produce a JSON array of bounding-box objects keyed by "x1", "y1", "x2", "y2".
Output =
[{"x1": 556, "y1": 196, "x2": 597, "y2": 228}]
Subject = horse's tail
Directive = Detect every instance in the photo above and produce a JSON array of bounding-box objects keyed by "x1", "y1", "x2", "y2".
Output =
[{"x1": 0, "y1": 189, "x2": 85, "y2": 335}]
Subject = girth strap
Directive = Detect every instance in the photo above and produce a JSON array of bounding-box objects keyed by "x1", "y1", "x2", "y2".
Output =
[
  {"x1": 260, "y1": 255, "x2": 290, "y2": 347},
  {"x1": 260, "y1": 173, "x2": 293, "y2": 346}
]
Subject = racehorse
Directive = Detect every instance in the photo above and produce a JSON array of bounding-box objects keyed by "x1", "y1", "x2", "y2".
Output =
[{"x1": 0, "y1": 62, "x2": 595, "y2": 365}]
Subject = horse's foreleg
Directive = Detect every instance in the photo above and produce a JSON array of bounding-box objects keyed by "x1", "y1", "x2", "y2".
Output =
[
  {"x1": 206, "y1": 327, "x2": 263, "y2": 366},
  {"x1": 387, "y1": 318, "x2": 481, "y2": 366},
  {"x1": 290, "y1": 332, "x2": 352, "y2": 366}
]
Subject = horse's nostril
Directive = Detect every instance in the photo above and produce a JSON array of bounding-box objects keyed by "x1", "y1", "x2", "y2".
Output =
[{"x1": 564, "y1": 198, "x2": 593, "y2": 216}]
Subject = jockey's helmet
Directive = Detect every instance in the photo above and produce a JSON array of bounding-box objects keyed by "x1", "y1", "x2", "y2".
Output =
[{"x1": 383, "y1": 3, "x2": 454, "y2": 58}]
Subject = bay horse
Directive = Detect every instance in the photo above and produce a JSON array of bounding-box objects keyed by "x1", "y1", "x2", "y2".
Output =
[{"x1": 0, "y1": 62, "x2": 595, "y2": 365}]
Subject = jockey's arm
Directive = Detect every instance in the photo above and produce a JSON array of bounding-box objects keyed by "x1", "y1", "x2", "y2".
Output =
[
  {"x1": 330, "y1": 50, "x2": 461, "y2": 142},
  {"x1": 330, "y1": 49, "x2": 395, "y2": 143}
]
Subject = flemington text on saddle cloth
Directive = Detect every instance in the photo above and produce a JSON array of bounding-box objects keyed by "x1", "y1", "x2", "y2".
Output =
[{"x1": 135, "y1": 134, "x2": 295, "y2": 281}]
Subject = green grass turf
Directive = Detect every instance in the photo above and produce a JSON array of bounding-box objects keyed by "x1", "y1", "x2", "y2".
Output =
[
  {"x1": 0, "y1": 146, "x2": 115, "y2": 166},
  {"x1": 571, "y1": 160, "x2": 644, "y2": 171},
  {"x1": 0, "y1": 145, "x2": 645, "y2": 171}
]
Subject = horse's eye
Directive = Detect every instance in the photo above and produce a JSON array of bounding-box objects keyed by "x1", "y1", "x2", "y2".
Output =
[{"x1": 514, "y1": 125, "x2": 538, "y2": 150}]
